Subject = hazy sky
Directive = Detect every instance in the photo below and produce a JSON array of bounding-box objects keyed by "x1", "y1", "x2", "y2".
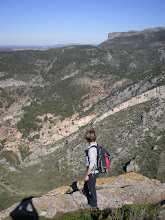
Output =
[{"x1": 1, "y1": 0, "x2": 165, "y2": 46}]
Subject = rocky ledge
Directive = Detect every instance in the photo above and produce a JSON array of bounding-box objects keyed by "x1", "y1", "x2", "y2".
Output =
[{"x1": 0, "y1": 172, "x2": 165, "y2": 219}]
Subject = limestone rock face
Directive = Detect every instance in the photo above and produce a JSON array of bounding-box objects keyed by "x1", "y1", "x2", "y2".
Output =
[
  {"x1": 0, "y1": 172, "x2": 165, "y2": 219},
  {"x1": 107, "y1": 27, "x2": 165, "y2": 41}
]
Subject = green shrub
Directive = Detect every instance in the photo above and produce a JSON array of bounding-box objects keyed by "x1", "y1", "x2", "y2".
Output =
[
  {"x1": 1, "y1": 138, "x2": 7, "y2": 146},
  {"x1": 56, "y1": 204, "x2": 160, "y2": 220},
  {"x1": 0, "y1": 151, "x2": 20, "y2": 165},
  {"x1": 0, "y1": 101, "x2": 3, "y2": 108},
  {"x1": 44, "y1": 116, "x2": 48, "y2": 121},
  {"x1": 35, "y1": 118, "x2": 42, "y2": 123},
  {"x1": 18, "y1": 146, "x2": 31, "y2": 161},
  {"x1": 28, "y1": 134, "x2": 40, "y2": 142}
]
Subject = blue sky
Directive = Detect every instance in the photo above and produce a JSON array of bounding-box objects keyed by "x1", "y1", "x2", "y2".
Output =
[{"x1": 0, "y1": 0, "x2": 165, "y2": 46}]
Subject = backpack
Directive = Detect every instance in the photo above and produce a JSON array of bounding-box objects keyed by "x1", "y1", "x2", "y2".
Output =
[{"x1": 91, "y1": 145, "x2": 111, "y2": 173}]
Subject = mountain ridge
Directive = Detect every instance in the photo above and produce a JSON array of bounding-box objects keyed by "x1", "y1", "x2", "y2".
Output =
[{"x1": 107, "y1": 27, "x2": 165, "y2": 41}]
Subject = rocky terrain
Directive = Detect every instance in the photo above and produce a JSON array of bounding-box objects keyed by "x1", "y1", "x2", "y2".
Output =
[
  {"x1": 0, "y1": 172, "x2": 165, "y2": 219},
  {"x1": 0, "y1": 27, "x2": 165, "y2": 211}
]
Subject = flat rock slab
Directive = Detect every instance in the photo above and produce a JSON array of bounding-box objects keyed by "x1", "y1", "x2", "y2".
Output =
[{"x1": 0, "y1": 172, "x2": 165, "y2": 219}]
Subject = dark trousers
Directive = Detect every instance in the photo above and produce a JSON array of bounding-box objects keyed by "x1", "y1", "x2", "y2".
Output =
[{"x1": 84, "y1": 173, "x2": 99, "y2": 207}]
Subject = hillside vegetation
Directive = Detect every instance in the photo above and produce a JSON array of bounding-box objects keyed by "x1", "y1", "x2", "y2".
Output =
[{"x1": 0, "y1": 27, "x2": 165, "y2": 211}]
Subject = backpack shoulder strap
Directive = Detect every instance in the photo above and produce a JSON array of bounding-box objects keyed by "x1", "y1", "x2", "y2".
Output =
[
  {"x1": 89, "y1": 145, "x2": 101, "y2": 155},
  {"x1": 89, "y1": 145, "x2": 97, "y2": 149},
  {"x1": 89, "y1": 145, "x2": 97, "y2": 153}
]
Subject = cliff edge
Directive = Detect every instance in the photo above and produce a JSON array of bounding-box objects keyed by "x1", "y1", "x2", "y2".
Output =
[
  {"x1": 0, "y1": 172, "x2": 165, "y2": 219},
  {"x1": 107, "y1": 27, "x2": 165, "y2": 40}
]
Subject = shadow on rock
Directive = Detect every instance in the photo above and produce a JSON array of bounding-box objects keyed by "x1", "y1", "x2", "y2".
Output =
[
  {"x1": 10, "y1": 197, "x2": 39, "y2": 220},
  {"x1": 69, "y1": 181, "x2": 79, "y2": 194}
]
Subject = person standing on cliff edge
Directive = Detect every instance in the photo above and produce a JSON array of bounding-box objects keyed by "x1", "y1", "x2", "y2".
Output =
[{"x1": 82, "y1": 129, "x2": 99, "y2": 210}]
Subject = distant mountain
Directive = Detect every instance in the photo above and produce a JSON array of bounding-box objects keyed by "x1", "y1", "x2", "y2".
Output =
[
  {"x1": 0, "y1": 27, "x2": 164, "y2": 211},
  {"x1": 0, "y1": 43, "x2": 91, "y2": 51}
]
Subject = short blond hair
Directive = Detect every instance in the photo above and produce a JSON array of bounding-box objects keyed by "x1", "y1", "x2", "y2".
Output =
[{"x1": 85, "y1": 130, "x2": 96, "y2": 143}]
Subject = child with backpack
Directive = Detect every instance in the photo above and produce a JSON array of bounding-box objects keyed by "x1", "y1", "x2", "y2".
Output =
[
  {"x1": 81, "y1": 129, "x2": 111, "y2": 210},
  {"x1": 83, "y1": 129, "x2": 99, "y2": 210}
]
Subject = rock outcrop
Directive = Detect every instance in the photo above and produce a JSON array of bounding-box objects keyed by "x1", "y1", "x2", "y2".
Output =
[
  {"x1": 107, "y1": 27, "x2": 165, "y2": 41},
  {"x1": 0, "y1": 172, "x2": 165, "y2": 219},
  {"x1": 94, "y1": 85, "x2": 165, "y2": 124}
]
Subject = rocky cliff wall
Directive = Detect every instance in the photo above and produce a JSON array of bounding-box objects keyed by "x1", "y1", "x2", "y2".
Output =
[{"x1": 94, "y1": 85, "x2": 165, "y2": 124}]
